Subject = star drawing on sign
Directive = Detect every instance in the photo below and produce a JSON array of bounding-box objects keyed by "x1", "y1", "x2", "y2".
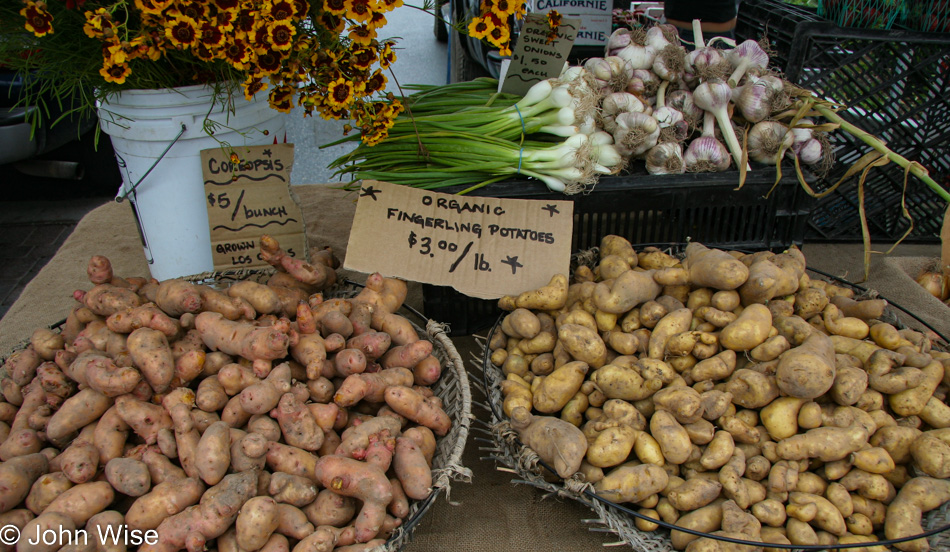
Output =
[
  {"x1": 542, "y1": 204, "x2": 560, "y2": 217},
  {"x1": 360, "y1": 185, "x2": 381, "y2": 200},
  {"x1": 262, "y1": 149, "x2": 273, "y2": 157},
  {"x1": 501, "y1": 255, "x2": 523, "y2": 275}
]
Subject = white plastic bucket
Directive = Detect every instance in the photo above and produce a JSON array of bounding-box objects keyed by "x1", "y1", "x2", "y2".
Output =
[{"x1": 99, "y1": 83, "x2": 286, "y2": 281}]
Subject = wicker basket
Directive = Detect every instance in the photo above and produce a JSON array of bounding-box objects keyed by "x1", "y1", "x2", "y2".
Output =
[
  {"x1": 1, "y1": 270, "x2": 473, "y2": 552},
  {"x1": 474, "y1": 252, "x2": 950, "y2": 551}
]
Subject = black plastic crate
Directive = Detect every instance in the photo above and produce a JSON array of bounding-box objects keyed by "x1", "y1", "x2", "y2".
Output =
[
  {"x1": 423, "y1": 167, "x2": 816, "y2": 335},
  {"x1": 735, "y1": 0, "x2": 823, "y2": 72},
  {"x1": 783, "y1": 24, "x2": 950, "y2": 242},
  {"x1": 738, "y1": 0, "x2": 950, "y2": 242}
]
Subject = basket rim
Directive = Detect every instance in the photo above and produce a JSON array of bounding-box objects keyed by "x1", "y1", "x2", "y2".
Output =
[{"x1": 0, "y1": 275, "x2": 473, "y2": 552}]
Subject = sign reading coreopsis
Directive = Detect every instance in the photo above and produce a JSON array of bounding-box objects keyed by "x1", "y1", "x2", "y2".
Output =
[
  {"x1": 201, "y1": 143, "x2": 307, "y2": 271},
  {"x1": 344, "y1": 180, "x2": 573, "y2": 299}
]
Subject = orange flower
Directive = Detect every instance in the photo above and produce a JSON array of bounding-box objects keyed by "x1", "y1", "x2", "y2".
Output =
[
  {"x1": 99, "y1": 59, "x2": 132, "y2": 84},
  {"x1": 21, "y1": 1, "x2": 54, "y2": 37},
  {"x1": 164, "y1": 14, "x2": 200, "y2": 48}
]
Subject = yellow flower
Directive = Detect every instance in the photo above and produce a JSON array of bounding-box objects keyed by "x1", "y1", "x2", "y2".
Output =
[
  {"x1": 326, "y1": 77, "x2": 356, "y2": 108},
  {"x1": 224, "y1": 37, "x2": 253, "y2": 68},
  {"x1": 363, "y1": 69, "x2": 387, "y2": 94},
  {"x1": 366, "y1": 11, "x2": 387, "y2": 29},
  {"x1": 164, "y1": 14, "x2": 201, "y2": 48},
  {"x1": 467, "y1": 16, "x2": 491, "y2": 39},
  {"x1": 486, "y1": 22, "x2": 509, "y2": 48},
  {"x1": 243, "y1": 76, "x2": 269, "y2": 100},
  {"x1": 20, "y1": 1, "x2": 54, "y2": 37},
  {"x1": 268, "y1": 85, "x2": 295, "y2": 113},
  {"x1": 135, "y1": 0, "x2": 173, "y2": 16},
  {"x1": 264, "y1": 0, "x2": 298, "y2": 20},
  {"x1": 343, "y1": 0, "x2": 376, "y2": 23},
  {"x1": 378, "y1": 41, "x2": 396, "y2": 69},
  {"x1": 265, "y1": 20, "x2": 296, "y2": 51},
  {"x1": 348, "y1": 24, "x2": 376, "y2": 46},
  {"x1": 99, "y1": 59, "x2": 132, "y2": 84},
  {"x1": 377, "y1": 0, "x2": 402, "y2": 11},
  {"x1": 323, "y1": 0, "x2": 348, "y2": 16},
  {"x1": 349, "y1": 47, "x2": 377, "y2": 70},
  {"x1": 83, "y1": 8, "x2": 114, "y2": 40}
]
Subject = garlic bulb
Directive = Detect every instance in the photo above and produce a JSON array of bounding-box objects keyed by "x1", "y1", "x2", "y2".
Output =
[
  {"x1": 645, "y1": 142, "x2": 685, "y2": 175},
  {"x1": 684, "y1": 136, "x2": 731, "y2": 172},
  {"x1": 616, "y1": 43, "x2": 656, "y2": 71},
  {"x1": 747, "y1": 121, "x2": 793, "y2": 165},
  {"x1": 602, "y1": 92, "x2": 646, "y2": 116},
  {"x1": 667, "y1": 89, "x2": 703, "y2": 125},
  {"x1": 653, "y1": 44, "x2": 687, "y2": 82},
  {"x1": 613, "y1": 112, "x2": 660, "y2": 158},
  {"x1": 736, "y1": 80, "x2": 774, "y2": 123},
  {"x1": 797, "y1": 138, "x2": 823, "y2": 165},
  {"x1": 605, "y1": 28, "x2": 633, "y2": 56}
]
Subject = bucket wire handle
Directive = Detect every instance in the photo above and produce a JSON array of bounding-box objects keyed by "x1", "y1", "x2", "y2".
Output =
[{"x1": 115, "y1": 122, "x2": 187, "y2": 203}]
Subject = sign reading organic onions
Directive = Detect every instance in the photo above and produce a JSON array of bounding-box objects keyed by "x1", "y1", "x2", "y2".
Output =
[
  {"x1": 344, "y1": 180, "x2": 573, "y2": 299},
  {"x1": 501, "y1": 13, "x2": 579, "y2": 96}
]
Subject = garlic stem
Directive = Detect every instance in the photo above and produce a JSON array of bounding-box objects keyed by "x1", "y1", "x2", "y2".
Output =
[
  {"x1": 693, "y1": 81, "x2": 746, "y2": 169},
  {"x1": 692, "y1": 19, "x2": 705, "y2": 49},
  {"x1": 813, "y1": 103, "x2": 950, "y2": 202}
]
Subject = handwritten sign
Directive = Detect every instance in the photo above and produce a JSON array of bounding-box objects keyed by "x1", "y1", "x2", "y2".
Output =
[
  {"x1": 344, "y1": 180, "x2": 573, "y2": 299},
  {"x1": 202, "y1": 144, "x2": 307, "y2": 271},
  {"x1": 501, "y1": 13, "x2": 579, "y2": 96}
]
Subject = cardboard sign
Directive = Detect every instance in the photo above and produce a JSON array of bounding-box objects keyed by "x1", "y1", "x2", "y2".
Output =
[
  {"x1": 501, "y1": 13, "x2": 579, "y2": 96},
  {"x1": 202, "y1": 144, "x2": 307, "y2": 270},
  {"x1": 532, "y1": 0, "x2": 612, "y2": 46},
  {"x1": 344, "y1": 180, "x2": 574, "y2": 299}
]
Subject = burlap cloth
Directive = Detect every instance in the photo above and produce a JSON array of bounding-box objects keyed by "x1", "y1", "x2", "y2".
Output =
[{"x1": 1, "y1": 183, "x2": 947, "y2": 551}]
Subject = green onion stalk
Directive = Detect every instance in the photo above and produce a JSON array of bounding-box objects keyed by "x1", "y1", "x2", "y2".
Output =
[{"x1": 325, "y1": 79, "x2": 623, "y2": 193}]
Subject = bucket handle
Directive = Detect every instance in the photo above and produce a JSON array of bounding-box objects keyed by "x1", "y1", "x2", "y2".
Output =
[{"x1": 114, "y1": 122, "x2": 188, "y2": 203}]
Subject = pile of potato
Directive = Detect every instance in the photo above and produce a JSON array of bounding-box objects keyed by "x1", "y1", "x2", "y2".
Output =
[
  {"x1": 490, "y1": 237, "x2": 950, "y2": 552},
  {"x1": 0, "y1": 235, "x2": 455, "y2": 552}
]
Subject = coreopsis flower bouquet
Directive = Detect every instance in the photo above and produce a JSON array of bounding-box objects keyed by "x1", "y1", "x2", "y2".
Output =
[{"x1": 0, "y1": 0, "x2": 524, "y2": 145}]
